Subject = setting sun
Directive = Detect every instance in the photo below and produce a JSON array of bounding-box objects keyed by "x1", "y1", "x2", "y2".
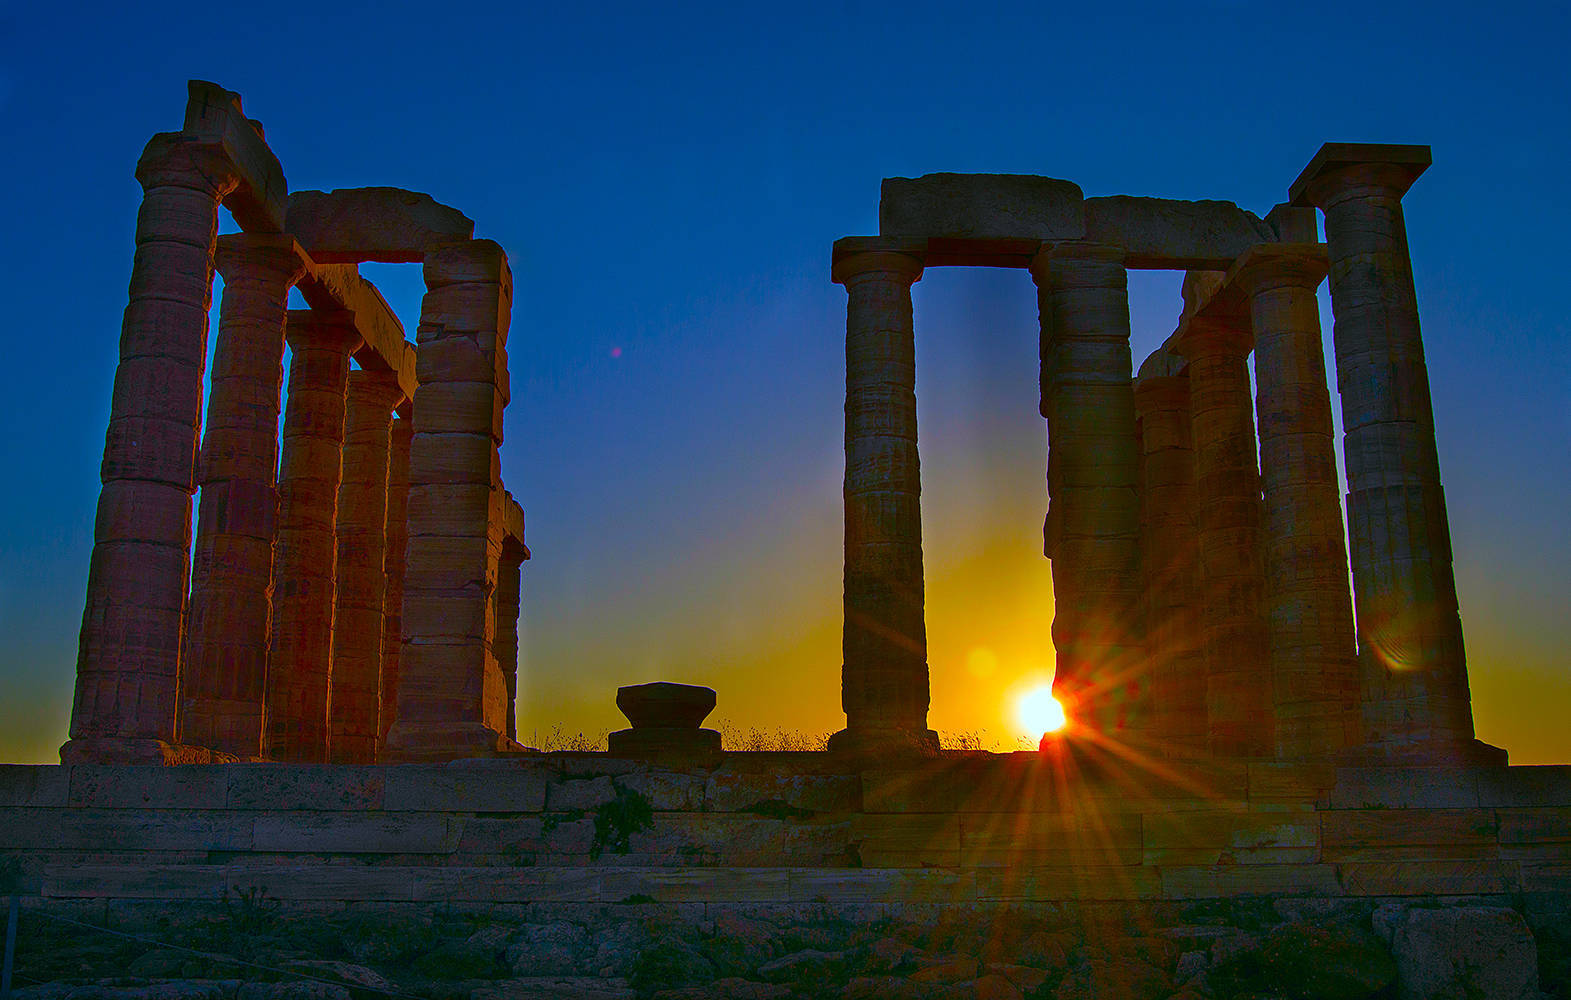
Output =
[{"x1": 1017, "y1": 684, "x2": 1067, "y2": 736}]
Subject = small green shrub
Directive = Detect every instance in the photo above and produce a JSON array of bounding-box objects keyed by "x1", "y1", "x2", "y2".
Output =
[{"x1": 590, "y1": 787, "x2": 654, "y2": 859}]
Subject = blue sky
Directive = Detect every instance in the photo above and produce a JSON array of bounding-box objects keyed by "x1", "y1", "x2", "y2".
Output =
[{"x1": 0, "y1": 1, "x2": 1566, "y2": 760}]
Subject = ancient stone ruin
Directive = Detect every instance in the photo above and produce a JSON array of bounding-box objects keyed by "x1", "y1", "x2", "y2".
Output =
[
  {"x1": 2, "y1": 82, "x2": 1568, "y2": 999},
  {"x1": 829, "y1": 147, "x2": 1498, "y2": 769},
  {"x1": 66, "y1": 81, "x2": 529, "y2": 767}
]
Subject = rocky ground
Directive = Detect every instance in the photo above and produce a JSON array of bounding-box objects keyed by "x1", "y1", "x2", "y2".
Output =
[{"x1": 6, "y1": 895, "x2": 1569, "y2": 999}]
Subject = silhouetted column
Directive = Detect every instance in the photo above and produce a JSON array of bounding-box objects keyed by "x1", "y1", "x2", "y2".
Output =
[
  {"x1": 1032, "y1": 243, "x2": 1145, "y2": 741},
  {"x1": 64, "y1": 135, "x2": 239, "y2": 764},
  {"x1": 1290, "y1": 143, "x2": 1482, "y2": 758},
  {"x1": 328, "y1": 369, "x2": 404, "y2": 764},
  {"x1": 496, "y1": 537, "x2": 527, "y2": 743},
  {"x1": 827, "y1": 241, "x2": 937, "y2": 754},
  {"x1": 263, "y1": 310, "x2": 360, "y2": 762},
  {"x1": 379, "y1": 415, "x2": 412, "y2": 751},
  {"x1": 177, "y1": 234, "x2": 307, "y2": 758},
  {"x1": 1234, "y1": 245, "x2": 1360, "y2": 758},
  {"x1": 1177, "y1": 315, "x2": 1272, "y2": 757},
  {"x1": 385, "y1": 240, "x2": 515, "y2": 761},
  {"x1": 1134, "y1": 365, "x2": 1207, "y2": 755}
]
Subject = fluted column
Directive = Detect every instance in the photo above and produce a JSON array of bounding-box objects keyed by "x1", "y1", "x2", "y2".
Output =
[
  {"x1": 1031, "y1": 243, "x2": 1145, "y2": 741},
  {"x1": 379, "y1": 415, "x2": 412, "y2": 751},
  {"x1": 328, "y1": 369, "x2": 404, "y2": 764},
  {"x1": 177, "y1": 234, "x2": 307, "y2": 758},
  {"x1": 385, "y1": 240, "x2": 515, "y2": 761},
  {"x1": 1234, "y1": 245, "x2": 1359, "y2": 758},
  {"x1": 1177, "y1": 316, "x2": 1273, "y2": 757},
  {"x1": 262, "y1": 310, "x2": 361, "y2": 762},
  {"x1": 495, "y1": 537, "x2": 527, "y2": 743},
  {"x1": 1290, "y1": 144, "x2": 1481, "y2": 757},
  {"x1": 827, "y1": 243, "x2": 937, "y2": 754},
  {"x1": 1133, "y1": 369, "x2": 1206, "y2": 755},
  {"x1": 64, "y1": 135, "x2": 240, "y2": 763}
]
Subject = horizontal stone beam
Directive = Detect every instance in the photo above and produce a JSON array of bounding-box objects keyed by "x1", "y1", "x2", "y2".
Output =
[
  {"x1": 297, "y1": 263, "x2": 418, "y2": 406},
  {"x1": 1084, "y1": 196, "x2": 1274, "y2": 270},
  {"x1": 874, "y1": 174, "x2": 1283, "y2": 269},
  {"x1": 286, "y1": 188, "x2": 475, "y2": 264},
  {"x1": 1160, "y1": 242, "x2": 1329, "y2": 364},
  {"x1": 502, "y1": 490, "x2": 529, "y2": 559},
  {"x1": 182, "y1": 80, "x2": 286, "y2": 233},
  {"x1": 880, "y1": 173, "x2": 1086, "y2": 242}
]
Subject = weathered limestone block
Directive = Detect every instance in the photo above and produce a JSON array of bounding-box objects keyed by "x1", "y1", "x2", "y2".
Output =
[
  {"x1": 1232, "y1": 244, "x2": 1360, "y2": 759},
  {"x1": 180, "y1": 233, "x2": 308, "y2": 759},
  {"x1": 385, "y1": 241, "x2": 515, "y2": 761},
  {"x1": 1174, "y1": 314, "x2": 1272, "y2": 758},
  {"x1": 879, "y1": 173, "x2": 1085, "y2": 241},
  {"x1": 286, "y1": 187, "x2": 475, "y2": 264},
  {"x1": 1134, "y1": 366, "x2": 1206, "y2": 756},
  {"x1": 827, "y1": 244, "x2": 937, "y2": 755},
  {"x1": 1290, "y1": 143, "x2": 1485, "y2": 761},
  {"x1": 181, "y1": 80, "x2": 286, "y2": 232},
  {"x1": 263, "y1": 310, "x2": 361, "y2": 763},
  {"x1": 1032, "y1": 243, "x2": 1145, "y2": 741},
  {"x1": 1389, "y1": 906, "x2": 1539, "y2": 1000},
  {"x1": 380, "y1": 416, "x2": 412, "y2": 750},
  {"x1": 66, "y1": 134, "x2": 241, "y2": 764},
  {"x1": 329, "y1": 369, "x2": 405, "y2": 764},
  {"x1": 1084, "y1": 196, "x2": 1274, "y2": 269}
]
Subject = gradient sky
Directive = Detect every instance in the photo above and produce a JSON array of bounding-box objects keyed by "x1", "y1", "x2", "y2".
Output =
[{"x1": 0, "y1": 2, "x2": 1566, "y2": 763}]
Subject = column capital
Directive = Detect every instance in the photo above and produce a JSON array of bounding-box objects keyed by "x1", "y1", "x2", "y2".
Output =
[
  {"x1": 348, "y1": 365, "x2": 407, "y2": 413},
  {"x1": 1288, "y1": 142, "x2": 1431, "y2": 209},
  {"x1": 285, "y1": 309, "x2": 364, "y2": 355},
  {"x1": 216, "y1": 232, "x2": 311, "y2": 286},
  {"x1": 134, "y1": 132, "x2": 242, "y2": 198},
  {"x1": 831, "y1": 237, "x2": 925, "y2": 285},
  {"x1": 1228, "y1": 243, "x2": 1329, "y2": 297},
  {"x1": 1173, "y1": 314, "x2": 1251, "y2": 360},
  {"x1": 1028, "y1": 241, "x2": 1126, "y2": 285},
  {"x1": 1133, "y1": 372, "x2": 1190, "y2": 415}
]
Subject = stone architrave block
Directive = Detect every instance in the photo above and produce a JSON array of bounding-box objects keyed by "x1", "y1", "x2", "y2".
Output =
[
  {"x1": 182, "y1": 81, "x2": 286, "y2": 232},
  {"x1": 879, "y1": 173, "x2": 1085, "y2": 240},
  {"x1": 1084, "y1": 196, "x2": 1274, "y2": 269},
  {"x1": 383, "y1": 763, "x2": 548, "y2": 812},
  {"x1": 286, "y1": 188, "x2": 475, "y2": 263}
]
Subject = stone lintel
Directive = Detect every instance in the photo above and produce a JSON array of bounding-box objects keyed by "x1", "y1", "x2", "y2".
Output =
[
  {"x1": 298, "y1": 264, "x2": 418, "y2": 405},
  {"x1": 286, "y1": 187, "x2": 476, "y2": 264},
  {"x1": 880, "y1": 173, "x2": 1086, "y2": 242},
  {"x1": 182, "y1": 80, "x2": 286, "y2": 233},
  {"x1": 1288, "y1": 142, "x2": 1432, "y2": 207},
  {"x1": 502, "y1": 490, "x2": 529, "y2": 561},
  {"x1": 1084, "y1": 196, "x2": 1274, "y2": 270},
  {"x1": 1168, "y1": 242, "x2": 1328, "y2": 361}
]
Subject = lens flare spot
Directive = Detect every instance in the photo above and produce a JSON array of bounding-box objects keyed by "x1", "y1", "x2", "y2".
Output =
[
  {"x1": 610, "y1": 346, "x2": 623, "y2": 358},
  {"x1": 1017, "y1": 685, "x2": 1066, "y2": 736},
  {"x1": 966, "y1": 647, "x2": 998, "y2": 678}
]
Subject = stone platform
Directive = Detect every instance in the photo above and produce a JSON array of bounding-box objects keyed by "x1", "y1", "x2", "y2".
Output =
[{"x1": 2, "y1": 753, "x2": 1569, "y2": 906}]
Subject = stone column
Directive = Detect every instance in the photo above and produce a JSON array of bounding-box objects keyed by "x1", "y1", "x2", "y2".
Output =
[
  {"x1": 379, "y1": 415, "x2": 413, "y2": 751},
  {"x1": 385, "y1": 240, "x2": 515, "y2": 761},
  {"x1": 178, "y1": 234, "x2": 307, "y2": 758},
  {"x1": 64, "y1": 135, "x2": 239, "y2": 763},
  {"x1": 1290, "y1": 144, "x2": 1482, "y2": 757},
  {"x1": 1031, "y1": 243, "x2": 1145, "y2": 741},
  {"x1": 495, "y1": 537, "x2": 527, "y2": 743},
  {"x1": 827, "y1": 242, "x2": 937, "y2": 754},
  {"x1": 1133, "y1": 367, "x2": 1207, "y2": 756},
  {"x1": 262, "y1": 310, "x2": 361, "y2": 762},
  {"x1": 1233, "y1": 245, "x2": 1360, "y2": 758},
  {"x1": 327, "y1": 369, "x2": 404, "y2": 764},
  {"x1": 1176, "y1": 316, "x2": 1273, "y2": 757}
]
